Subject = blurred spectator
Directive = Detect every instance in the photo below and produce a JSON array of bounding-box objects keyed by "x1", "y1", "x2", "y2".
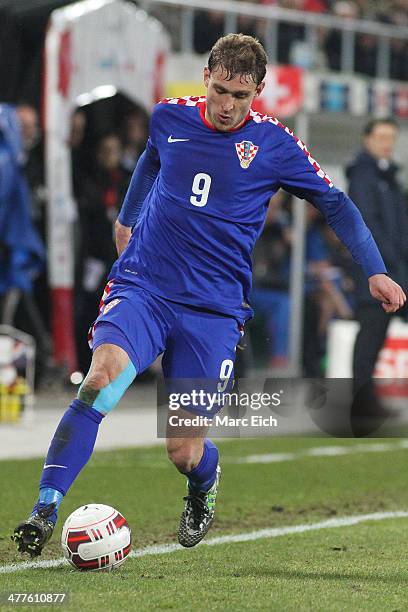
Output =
[
  {"x1": 325, "y1": 1, "x2": 360, "y2": 71},
  {"x1": 14, "y1": 105, "x2": 53, "y2": 383},
  {"x1": 16, "y1": 104, "x2": 40, "y2": 152},
  {"x1": 325, "y1": 1, "x2": 379, "y2": 77},
  {"x1": 17, "y1": 106, "x2": 45, "y2": 222},
  {"x1": 275, "y1": 1, "x2": 307, "y2": 64},
  {"x1": 251, "y1": 193, "x2": 352, "y2": 373},
  {"x1": 0, "y1": 104, "x2": 47, "y2": 376},
  {"x1": 15, "y1": 104, "x2": 45, "y2": 222},
  {"x1": 267, "y1": 0, "x2": 327, "y2": 65},
  {"x1": 236, "y1": 0, "x2": 264, "y2": 44},
  {"x1": 260, "y1": 0, "x2": 327, "y2": 68},
  {"x1": 75, "y1": 133, "x2": 129, "y2": 373},
  {"x1": 0, "y1": 104, "x2": 44, "y2": 302},
  {"x1": 70, "y1": 109, "x2": 87, "y2": 149},
  {"x1": 120, "y1": 108, "x2": 149, "y2": 177},
  {"x1": 355, "y1": 33, "x2": 378, "y2": 77},
  {"x1": 251, "y1": 191, "x2": 291, "y2": 368},
  {"x1": 302, "y1": 206, "x2": 353, "y2": 374},
  {"x1": 347, "y1": 118, "x2": 408, "y2": 422},
  {"x1": 388, "y1": 37, "x2": 408, "y2": 81},
  {"x1": 378, "y1": 0, "x2": 408, "y2": 81},
  {"x1": 193, "y1": 5, "x2": 263, "y2": 56},
  {"x1": 194, "y1": 10, "x2": 225, "y2": 54},
  {"x1": 69, "y1": 109, "x2": 88, "y2": 198}
]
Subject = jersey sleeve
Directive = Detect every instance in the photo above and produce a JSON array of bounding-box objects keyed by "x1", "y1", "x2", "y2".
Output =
[
  {"x1": 277, "y1": 132, "x2": 387, "y2": 278},
  {"x1": 117, "y1": 106, "x2": 161, "y2": 228},
  {"x1": 146, "y1": 102, "x2": 162, "y2": 153},
  {"x1": 277, "y1": 130, "x2": 334, "y2": 199}
]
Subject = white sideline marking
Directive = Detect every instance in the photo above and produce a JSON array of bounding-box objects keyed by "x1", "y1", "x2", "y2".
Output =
[
  {"x1": 228, "y1": 440, "x2": 408, "y2": 464},
  {"x1": 2, "y1": 511, "x2": 408, "y2": 574}
]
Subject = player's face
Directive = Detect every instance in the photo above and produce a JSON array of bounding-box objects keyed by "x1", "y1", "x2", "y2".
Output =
[{"x1": 204, "y1": 66, "x2": 264, "y2": 131}]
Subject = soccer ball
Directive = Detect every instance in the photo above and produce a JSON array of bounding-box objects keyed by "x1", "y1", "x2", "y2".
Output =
[{"x1": 61, "y1": 504, "x2": 132, "y2": 571}]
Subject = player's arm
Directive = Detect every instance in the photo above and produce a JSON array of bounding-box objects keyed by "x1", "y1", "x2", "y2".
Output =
[
  {"x1": 115, "y1": 145, "x2": 161, "y2": 256},
  {"x1": 277, "y1": 133, "x2": 406, "y2": 313},
  {"x1": 115, "y1": 107, "x2": 161, "y2": 256}
]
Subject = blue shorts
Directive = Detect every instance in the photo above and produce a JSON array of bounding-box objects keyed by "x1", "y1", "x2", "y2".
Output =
[{"x1": 88, "y1": 281, "x2": 242, "y2": 415}]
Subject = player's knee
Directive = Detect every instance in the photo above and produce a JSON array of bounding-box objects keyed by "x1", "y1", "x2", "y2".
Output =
[
  {"x1": 167, "y1": 443, "x2": 197, "y2": 473},
  {"x1": 82, "y1": 367, "x2": 111, "y2": 393},
  {"x1": 78, "y1": 361, "x2": 137, "y2": 413},
  {"x1": 77, "y1": 366, "x2": 113, "y2": 406}
]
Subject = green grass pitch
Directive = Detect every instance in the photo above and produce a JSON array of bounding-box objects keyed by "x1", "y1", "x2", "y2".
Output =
[{"x1": 1, "y1": 437, "x2": 408, "y2": 611}]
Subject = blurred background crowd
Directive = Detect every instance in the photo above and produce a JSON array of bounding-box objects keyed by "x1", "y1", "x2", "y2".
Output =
[
  {"x1": 0, "y1": 96, "x2": 149, "y2": 383},
  {"x1": 180, "y1": 0, "x2": 408, "y2": 80},
  {"x1": 1, "y1": 0, "x2": 408, "y2": 388}
]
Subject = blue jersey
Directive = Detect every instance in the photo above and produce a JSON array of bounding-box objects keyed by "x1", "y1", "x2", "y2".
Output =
[{"x1": 113, "y1": 96, "x2": 386, "y2": 322}]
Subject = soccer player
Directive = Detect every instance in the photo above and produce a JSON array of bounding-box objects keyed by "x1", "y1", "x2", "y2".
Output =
[{"x1": 13, "y1": 34, "x2": 406, "y2": 556}]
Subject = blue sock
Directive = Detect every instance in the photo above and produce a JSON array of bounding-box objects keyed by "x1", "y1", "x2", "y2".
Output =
[
  {"x1": 32, "y1": 488, "x2": 64, "y2": 524},
  {"x1": 186, "y1": 439, "x2": 219, "y2": 493},
  {"x1": 33, "y1": 399, "x2": 104, "y2": 522}
]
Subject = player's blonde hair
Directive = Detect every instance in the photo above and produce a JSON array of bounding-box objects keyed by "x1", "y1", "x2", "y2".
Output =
[{"x1": 208, "y1": 33, "x2": 268, "y2": 86}]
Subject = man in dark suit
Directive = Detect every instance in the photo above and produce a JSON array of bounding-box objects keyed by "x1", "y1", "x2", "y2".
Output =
[{"x1": 347, "y1": 117, "x2": 408, "y2": 431}]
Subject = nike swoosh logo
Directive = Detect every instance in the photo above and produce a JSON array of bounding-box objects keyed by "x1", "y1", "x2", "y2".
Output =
[
  {"x1": 43, "y1": 464, "x2": 68, "y2": 469},
  {"x1": 168, "y1": 135, "x2": 190, "y2": 143}
]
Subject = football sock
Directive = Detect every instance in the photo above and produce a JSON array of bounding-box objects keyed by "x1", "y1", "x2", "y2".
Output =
[
  {"x1": 33, "y1": 399, "x2": 104, "y2": 522},
  {"x1": 31, "y1": 488, "x2": 63, "y2": 524},
  {"x1": 186, "y1": 438, "x2": 219, "y2": 493}
]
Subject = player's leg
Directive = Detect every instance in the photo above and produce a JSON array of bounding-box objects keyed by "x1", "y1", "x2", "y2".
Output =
[
  {"x1": 12, "y1": 342, "x2": 136, "y2": 557},
  {"x1": 13, "y1": 283, "x2": 171, "y2": 557},
  {"x1": 166, "y1": 419, "x2": 221, "y2": 548},
  {"x1": 163, "y1": 306, "x2": 240, "y2": 547}
]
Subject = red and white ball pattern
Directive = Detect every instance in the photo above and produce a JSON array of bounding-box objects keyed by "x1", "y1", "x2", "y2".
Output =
[{"x1": 61, "y1": 504, "x2": 132, "y2": 571}]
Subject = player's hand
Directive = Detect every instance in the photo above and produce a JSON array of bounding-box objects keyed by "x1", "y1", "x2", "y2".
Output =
[
  {"x1": 368, "y1": 273, "x2": 406, "y2": 313},
  {"x1": 115, "y1": 219, "x2": 132, "y2": 257}
]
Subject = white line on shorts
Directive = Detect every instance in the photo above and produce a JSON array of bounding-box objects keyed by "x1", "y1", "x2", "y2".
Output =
[
  {"x1": 225, "y1": 440, "x2": 408, "y2": 464},
  {"x1": 1, "y1": 511, "x2": 408, "y2": 574}
]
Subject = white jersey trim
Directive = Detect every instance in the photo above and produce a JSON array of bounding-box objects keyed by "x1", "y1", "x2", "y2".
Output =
[{"x1": 249, "y1": 109, "x2": 333, "y2": 187}]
